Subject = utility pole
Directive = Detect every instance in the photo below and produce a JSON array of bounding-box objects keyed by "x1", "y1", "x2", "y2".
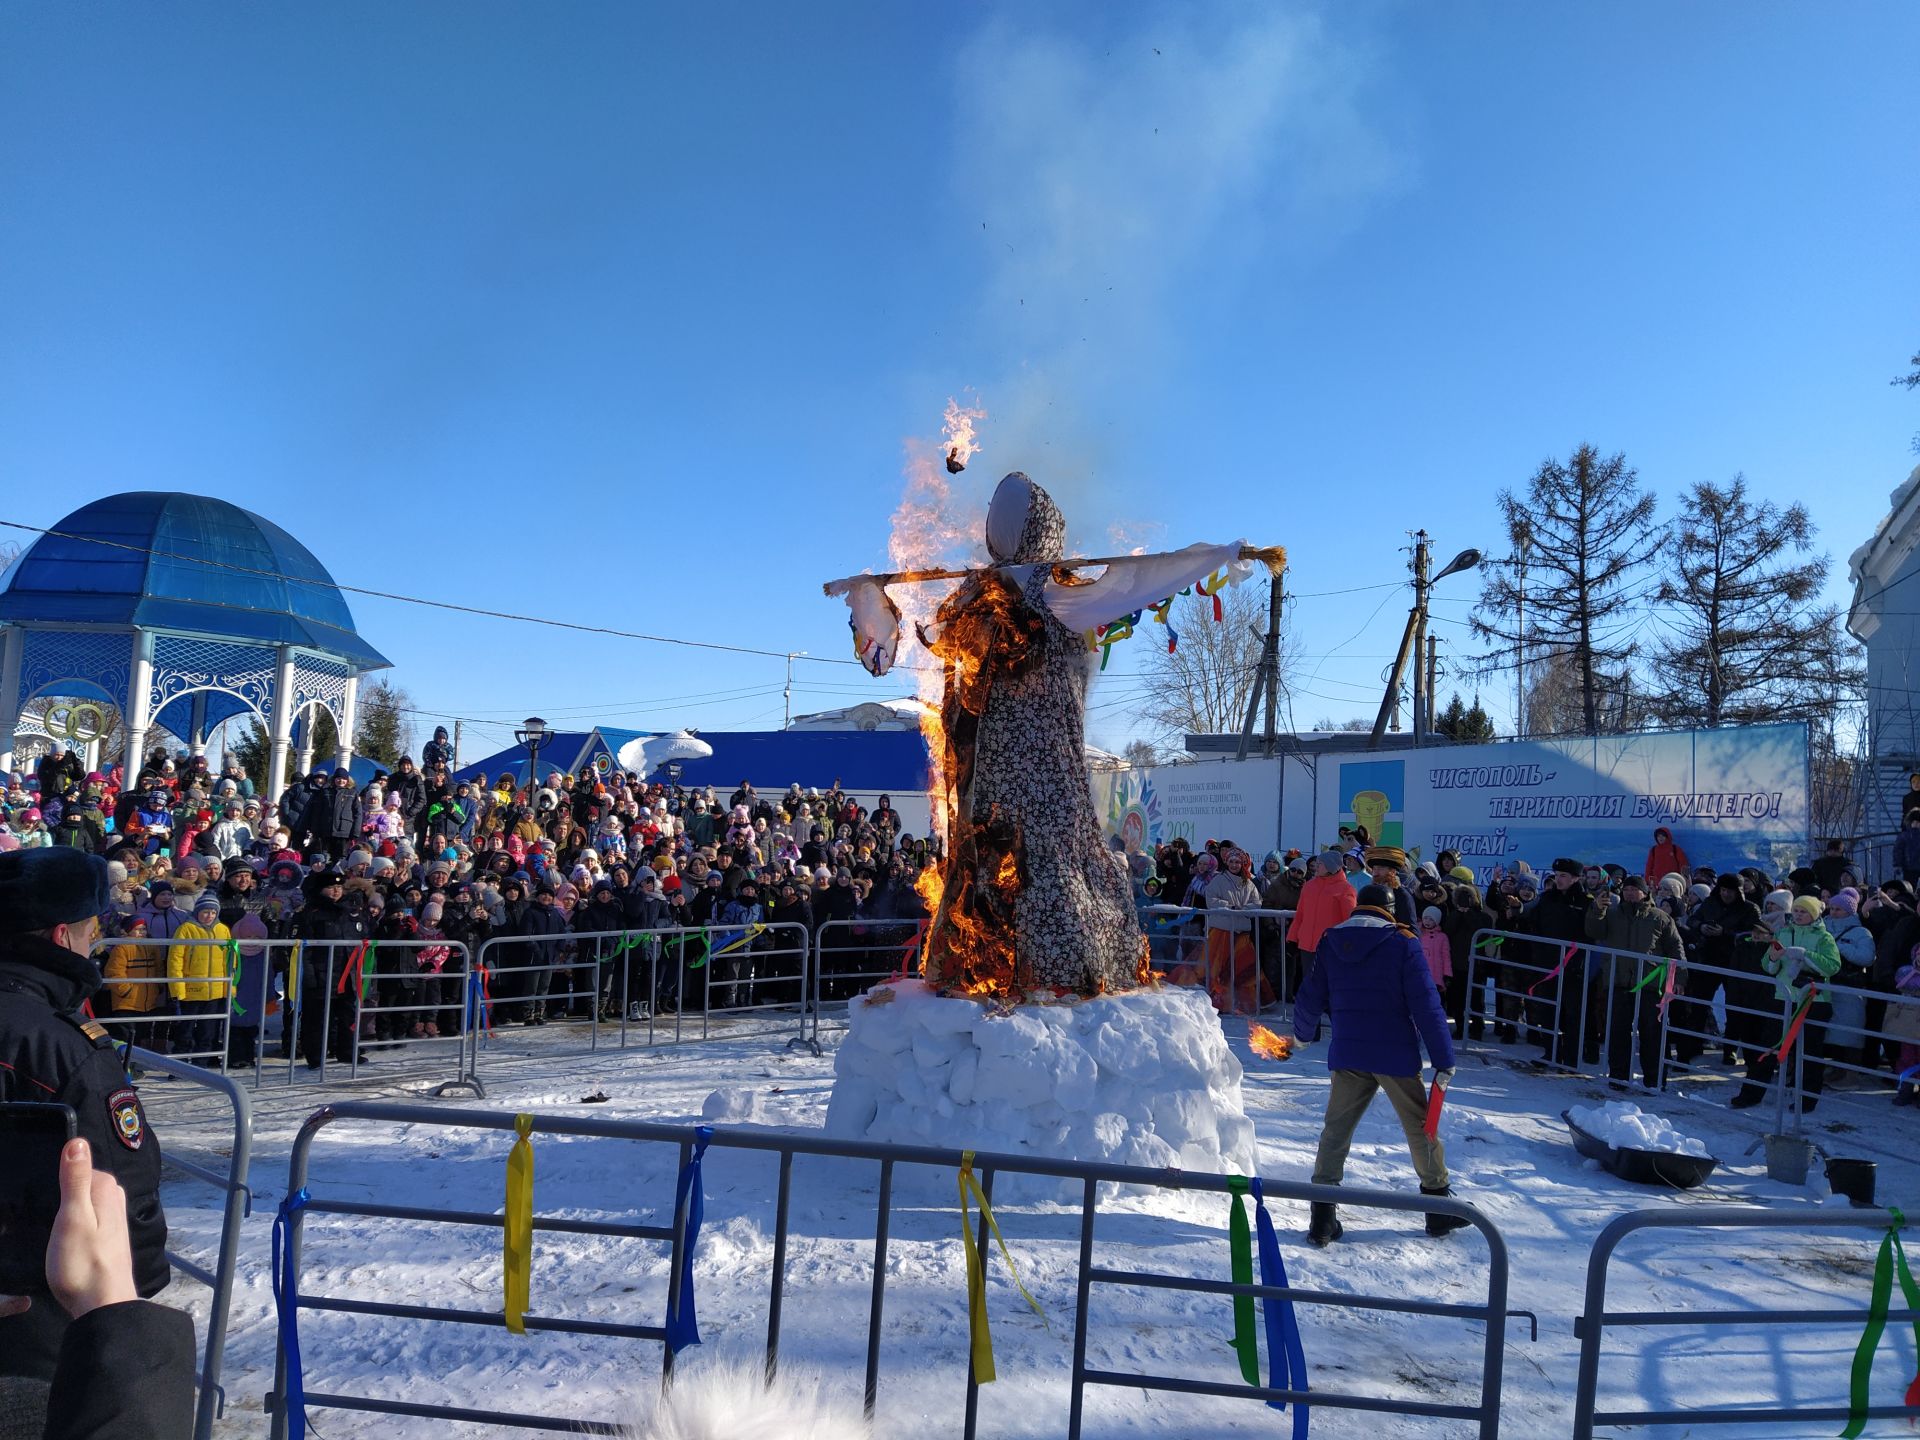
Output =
[
  {"x1": 1426, "y1": 632, "x2": 1439, "y2": 733},
  {"x1": 783, "y1": 651, "x2": 808, "y2": 730},
  {"x1": 452, "y1": 718, "x2": 463, "y2": 770},
  {"x1": 1410, "y1": 531, "x2": 1432, "y2": 745},
  {"x1": 1372, "y1": 533, "x2": 1426, "y2": 748},
  {"x1": 1235, "y1": 563, "x2": 1286, "y2": 762},
  {"x1": 1371, "y1": 531, "x2": 1482, "y2": 750}
]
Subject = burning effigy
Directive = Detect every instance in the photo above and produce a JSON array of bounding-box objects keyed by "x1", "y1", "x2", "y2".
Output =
[
  {"x1": 826, "y1": 471, "x2": 1280, "y2": 998},
  {"x1": 820, "y1": 431, "x2": 1274, "y2": 1184}
]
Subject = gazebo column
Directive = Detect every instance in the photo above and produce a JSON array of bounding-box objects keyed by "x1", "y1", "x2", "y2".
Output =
[
  {"x1": 122, "y1": 629, "x2": 155, "y2": 782},
  {"x1": 335, "y1": 672, "x2": 360, "y2": 771},
  {"x1": 186, "y1": 691, "x2": 210, "y2": 758},
  {"x1": 295, "y1": 709, "x2": 314, "y2": 778},
  {"x1": 0, "y1": 627, "x2": 21, "y2": 776},
  {"x1": 266, "y1": 646, "x2": 296, "y2": 804}
]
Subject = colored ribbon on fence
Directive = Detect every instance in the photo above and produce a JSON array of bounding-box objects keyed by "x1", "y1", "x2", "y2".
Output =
[
  {"x1": 1658, "y1": 958, "x2": 1678, "y2": 1017},
  {"x1": 1629, "y1": 961, "x2": 1667, "y2": 995},
  {"x1": 1474, "y1": 936, "x2": 1503, "y2": 954},
  {"x1": 503, "y1": 1114, "x2": 534, "y2": 1335},
  {"x1": 686, "y1": 930, "x2": 712, "y2": 971},
  {"x1": 1424, "y1": 1080, "x2": 1447, "y2": 1140},
  {"x1": 271, "y1": 1186, "x2": 311, "y2": 1440},
  {"x1": 1840, "y1": 1207, "x2": 1920, "y2": 1440},
  {"x1": 708, "y1": 924, "x2": 767, "y2": 962},
  {"x1": 1527, "y1": 943, "x2": 1580, "y2": 996},
  {"x1": 1775, "y1": 986, "x2": 1819, "y2": 1063},
  {"x1": 226, "y1": 940, "x2": 245, "y2": 1015},
  {"x1": 334, "y1": 940, "x2": 373, "y2": 998},
  {"x1": 665, "y1": 1125, "x2": 712, "y2": 1353},
  {"x1": 958, "y1": 1150, "x2": 1048, "y2": 1384},
  {"x1": 889, "y1": 931, "x2": 921, "y2": 982},
  {"x1": 1227, "y1": 1177, "x2": 1258, "y2": 1384},
  {"x1": 1901, "y1": 1063, "x2": 1920, "y2": 1086},
  {"x1": 1250, "y1": 1178, "x2": 1309, "y2": 1435}
]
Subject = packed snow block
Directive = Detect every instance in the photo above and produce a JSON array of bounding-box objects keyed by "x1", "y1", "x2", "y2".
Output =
[{"x1": 824, "y1": 978, "x2": 1254, "y2": 1201}]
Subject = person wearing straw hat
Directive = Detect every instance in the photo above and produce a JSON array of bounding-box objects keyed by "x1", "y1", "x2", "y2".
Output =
[{"x1": 1291, "y1": 884, "x2": 1463, "y2": 1245}]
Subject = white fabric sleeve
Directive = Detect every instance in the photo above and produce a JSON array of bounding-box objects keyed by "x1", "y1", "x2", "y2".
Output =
[
  {"x1": 1042, "y1": 541, "x2": 1253, "y2": 633},
  {"x1": 842, "y1": 578, "x2": 903, "y2": 677}
]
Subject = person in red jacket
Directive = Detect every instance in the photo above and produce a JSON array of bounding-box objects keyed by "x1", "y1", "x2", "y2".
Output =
[
  {"x1": 1644, "y1": 827, "x2": 1689, "y2": 886},
  {"x1": 1286, "y1": 848, "x2": 1358, "y2": 1019}
]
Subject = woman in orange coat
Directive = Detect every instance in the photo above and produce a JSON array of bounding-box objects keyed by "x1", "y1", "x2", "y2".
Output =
[{"x1": 1286, "y1": 848, "x2": 1357, "y2": 1018}]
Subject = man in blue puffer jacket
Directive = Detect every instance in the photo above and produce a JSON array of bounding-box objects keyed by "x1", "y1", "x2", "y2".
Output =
[{"x1": 1292, "y1": 883, "x2": 1464, "y2": 1245}]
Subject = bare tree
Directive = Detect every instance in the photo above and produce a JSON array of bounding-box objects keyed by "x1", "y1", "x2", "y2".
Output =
[
  {"x1": 1135, "y1": 581, "x2": 1286, "y2": 743},
  {"x1": 1647, "y1": 477, "x2": 1863, "y2": 727},
  {"x1": 1471, "y1": 445, "x2": 1660, "y2": 734},
  {"x1": 1898, "y1": 348, "x2": 1920, "y2": 452},
  {"x1": 1120, "y1": 738, "x2": 1161, "y2": 768},
  {"x1": 1311, "y1": 717, "x2": 1373, "y2": 733}
]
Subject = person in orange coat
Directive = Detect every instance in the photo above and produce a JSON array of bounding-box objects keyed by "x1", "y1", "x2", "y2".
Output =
[
  {"x1": 1644, "y1": 827, "x2": 1689, "y2": 886},
  {"x1": 1287, "y1": 848, "x2": 1358, "y2": 1020}
]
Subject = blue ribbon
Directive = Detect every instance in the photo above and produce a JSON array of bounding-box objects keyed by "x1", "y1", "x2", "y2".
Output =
[
  {"x1": 1250, "y1": 1178, "x2": 1309, "y2": 1435},
  {"x1": 665, "y1": 1125, "x2": 713, "y2": 1353},
  {"x1": 271, "y1": 1187, "x2": 311, "y2": 1440}
]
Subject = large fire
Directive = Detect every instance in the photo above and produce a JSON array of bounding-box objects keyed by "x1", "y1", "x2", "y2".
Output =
[{"x1": 1248, "y1": 1025, "x2": 1294, "y2": 1061}]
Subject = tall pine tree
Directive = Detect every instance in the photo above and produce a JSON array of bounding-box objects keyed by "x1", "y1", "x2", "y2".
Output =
[
  {"x1": 353, "y1": 679, "x2": 414, "y2": 767},
  {"x1": 1647, "y1": 477, "x2": 1861, "y2": 726},
  {"x1": 1471, "y1": 445, "x2": 1660, "y2": 735}
]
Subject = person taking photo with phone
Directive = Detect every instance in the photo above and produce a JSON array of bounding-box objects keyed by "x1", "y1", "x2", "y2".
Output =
[{"x1": 0, "y1": 846, "x2": 170, "y2": 1389}]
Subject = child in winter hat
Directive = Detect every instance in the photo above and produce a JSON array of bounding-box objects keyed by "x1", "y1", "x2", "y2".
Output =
[{"x1": 1418, "y1": 906, "x2": 1452, "y2": 990}]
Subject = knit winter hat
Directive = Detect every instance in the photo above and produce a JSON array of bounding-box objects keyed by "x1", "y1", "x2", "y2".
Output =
[
  {"x1": 1763, "y1": 889, "x2": 1794, "y2": 914},
  {"x1": 193, "y1": 892, "x2": 220, "y2": 916},
  {"x1": 1448, "y1": 865, "x2": 1475, "y2": 884},
  {"x1": 1790, "y1": 894, "x2": 1825, "y2": 920},
  {"x1": 1421, "y1": 906, "x2": 1443, "y2": 926}
]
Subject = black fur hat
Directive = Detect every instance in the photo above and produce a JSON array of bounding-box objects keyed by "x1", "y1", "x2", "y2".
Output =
[{"x1": 0, "y1": 846, "x2": 111, "y2": 933}]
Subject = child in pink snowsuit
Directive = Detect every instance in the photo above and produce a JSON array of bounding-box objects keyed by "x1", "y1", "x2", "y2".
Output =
[{"x1": 1419, "y1": 906, "x2": 1453, "y2": 992}]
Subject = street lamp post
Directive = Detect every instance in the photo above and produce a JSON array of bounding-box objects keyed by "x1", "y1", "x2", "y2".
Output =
[
  {"x1": 1373, "y1": 535, "x2": 1482, "y2": 748},
  {"x1": 514, "y1": 716, "x2": 549, "y2": 802}
]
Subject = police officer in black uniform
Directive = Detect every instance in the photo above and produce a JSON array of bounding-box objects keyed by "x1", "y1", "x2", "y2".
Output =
[
  {"x1": 0, "y1": 846, "x2": 170, "y2": 1382},
  {"x1": 296, "y1": 866, "x2": 370, "y2": 1067}
]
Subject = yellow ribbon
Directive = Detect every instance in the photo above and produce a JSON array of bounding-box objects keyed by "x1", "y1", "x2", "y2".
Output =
[
  {"x1": 504, "y1": 1113, "x2": 535, "y2": 1335},
  {"x1": 957, "y1": 1151, "x2": 1048, "y2": 1384}
]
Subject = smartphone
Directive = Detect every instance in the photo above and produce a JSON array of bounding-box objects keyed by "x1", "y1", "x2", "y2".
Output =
[{"x1": 0, "y1": 1102, "x2": 78, "y2": 1294}]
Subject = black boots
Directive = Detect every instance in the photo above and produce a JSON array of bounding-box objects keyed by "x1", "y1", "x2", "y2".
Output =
[
  {"x1": 1307, "y1": 1202, "x2": 1343, "y2": 1246},
  {"x1": 1422, "y1": 1185, "x2": 1471, "y2": 1237}
]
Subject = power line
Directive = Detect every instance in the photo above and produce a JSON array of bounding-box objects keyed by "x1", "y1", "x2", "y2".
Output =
[{"x1": 0, "y1": 515, "x2": 887, "y2": 669}]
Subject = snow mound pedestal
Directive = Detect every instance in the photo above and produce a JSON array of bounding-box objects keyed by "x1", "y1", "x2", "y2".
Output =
[{"x1": 825, "y1": 979, "x2": 1254, "y2": 1199}]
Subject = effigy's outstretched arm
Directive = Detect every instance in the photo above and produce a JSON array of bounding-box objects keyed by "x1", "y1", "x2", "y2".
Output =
[{"x1": 1039, "y1": 541, "x2": 1259, "y2": 633}]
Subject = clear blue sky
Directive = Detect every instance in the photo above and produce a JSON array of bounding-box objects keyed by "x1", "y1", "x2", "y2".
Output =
[{"x1": 3, "y1": 3, "x2": 1915, "y2": 760}]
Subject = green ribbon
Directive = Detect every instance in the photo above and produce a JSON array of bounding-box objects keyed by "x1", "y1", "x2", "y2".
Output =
[
  {"x1": 1474, "y1": 936, "x2": 1504, "y2": 953},
  {"x1": 1629, "y1": 961, "x2": 1667, "y2": 994},
  {"x1": 1841, "y1": 1206, "x2": 1920, "y2": 1439},
  {"x1": 1227, "y1": 1176, "x2": 1257, "y2": 1385},
  {"x1": 226, "y1": 940, "x2": 246, "y2": 1016}
]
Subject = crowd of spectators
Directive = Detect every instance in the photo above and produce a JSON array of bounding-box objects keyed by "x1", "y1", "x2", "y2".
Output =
[
  {"x1": 1134, "y1": 824, "x2": 1920, "y2": 1110},
  {"x1": 0, "y1": 734, "x2": 941, "y2": 1068}
]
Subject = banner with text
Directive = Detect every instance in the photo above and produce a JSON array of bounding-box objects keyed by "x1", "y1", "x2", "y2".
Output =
[
  {"x1": 1092, "y1": 758, "x2": 1282, "y2": 863},
  {"x1": 1315, "y1": 723, "x2": 1810, "y2": 881}
]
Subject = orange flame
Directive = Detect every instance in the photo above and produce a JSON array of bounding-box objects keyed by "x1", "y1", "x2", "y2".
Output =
[
  {"x1": 1248, "y1": 1025, "x2": 1293, "y2": 1061},
  {"x1": 886, "y1": 398, "x2": 987, "y2": 852}
]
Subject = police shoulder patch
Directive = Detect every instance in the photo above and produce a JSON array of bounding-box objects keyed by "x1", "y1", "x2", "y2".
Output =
[
  {"x1": 79, "y1": 1020, "x2": 111, "y2": 1043},
  {"x1": 107, "y1": 1086, "x2": 145, "y2": 1150}
]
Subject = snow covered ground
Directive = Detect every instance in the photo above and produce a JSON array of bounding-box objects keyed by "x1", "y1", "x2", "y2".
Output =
[{"x1": 142, "y1": 1009, "x2": 1920, "y2": 1439}]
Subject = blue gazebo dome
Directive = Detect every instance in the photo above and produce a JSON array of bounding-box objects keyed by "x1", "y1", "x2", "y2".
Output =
[
  {"x1": 1, "y1": 491, "x2": 389, "y2": 794},
  {"x1": 0, "y1": 492, "x2": 387, "y2": 670}
]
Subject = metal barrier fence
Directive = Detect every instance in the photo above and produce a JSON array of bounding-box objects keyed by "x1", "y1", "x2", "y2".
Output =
[
  {"x1": 810, "y1": 917, "x2": 927, "y2": 1043},
  {"x1": 1463, "y1": 927, "x2": 1920, "y2": 1144},
  {"x1": 91, "y1": 936, "x2": 479, "y2": 1096},
  {"x1": 465, "y1": 923, "x2": 817, "y2": 1075},
  {"x1": 1570, "y1": 1205, "x2": 1920, "y2": 1436},
  {"x1": 128, "y1": 1044, "x2": 253, "y2": 1440},
  {"x1": 267, "y1": 1101, "x2": 1516, "y2": 1440},
  {"x1": 1140, "y1": 905, "x2": 1295, "y2": 1015}
]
